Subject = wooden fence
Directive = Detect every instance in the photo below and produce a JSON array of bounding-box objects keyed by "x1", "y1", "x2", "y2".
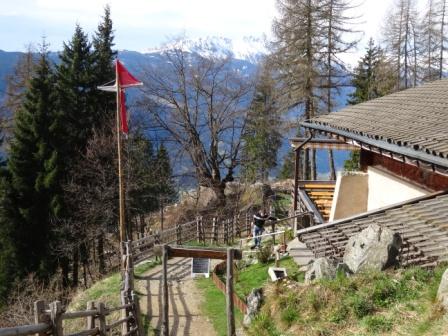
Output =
[
  {"x1": 131, "y1": 212, "x2": 254, "y2": 264},
  {"x1": 0, "y1": 296, "x2": 143, "y2": 336},
  {"x1": 211, "y1": 262, "x2": 248, "y2": 314}
]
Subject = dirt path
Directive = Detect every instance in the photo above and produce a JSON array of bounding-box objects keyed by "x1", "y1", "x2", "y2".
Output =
[{"x1": 136, "y1": 258, "x2": 217, "y2": 336}]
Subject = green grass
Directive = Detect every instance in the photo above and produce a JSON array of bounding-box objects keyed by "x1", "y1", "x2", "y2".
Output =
[
  {"x1": 195, "y1": 277, "x2": 243, "y2": 336},
  {"x1": 247, "y1": 264, "x2": 448, "y2": 336},
  {"x1": 64, "y1": 259, "x2": 160, "y2": 333},
  {"x1": 234, "y1": 257, "x2": 300, "y2": 299}
]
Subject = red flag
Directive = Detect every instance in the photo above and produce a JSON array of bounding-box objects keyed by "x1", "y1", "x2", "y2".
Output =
[
  {"x1": 116, "y1": 60, "x2": 142, "y2": 88},
  {"x1": 116, "y1": 60, "x2": 142, "y2": 134},
  {"x1": 119, "y1": 89, "x2": 129, "y2": 134}
]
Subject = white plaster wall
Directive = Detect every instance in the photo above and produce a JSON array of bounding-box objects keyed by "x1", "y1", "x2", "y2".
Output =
[
  {"x1": 367, "y1": 166, "x2": 429, "y2": 211},
  {"x1": 330, "y1": 172, "x2": 369, "y2": 221}
]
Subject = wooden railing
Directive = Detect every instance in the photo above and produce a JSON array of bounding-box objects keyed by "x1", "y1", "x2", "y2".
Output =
[
  {"x1": 0, "y1": 297, "x2": 143, "y2": 336},
  {"x1": 131, "y1": 212, "x2": 254, "y2": 264}
]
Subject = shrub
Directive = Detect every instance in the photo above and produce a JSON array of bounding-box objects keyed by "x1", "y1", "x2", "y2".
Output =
[{"x1": 256, "y1": 244, "x2": 273, "y2": 264}]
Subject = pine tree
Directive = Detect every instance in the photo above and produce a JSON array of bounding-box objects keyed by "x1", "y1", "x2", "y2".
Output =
[
  {"x1": 241, "y1": 63, "x2": 282, "y2": 183},
  {"x1": 92, "y1": 5, "x2": 117, "y2": 123},
  {"x1": 56, "y1": 24, "x2": 96, "y2": 159},
  {"x1": 154, "y1": 143, "x2": 176, "y2": 203},
  {"x1": 0, "y1": 50, "x2": 60, "y2": 294},
  {"x1": 348, "y1": 39, "x2": 395, "y2": 104}
]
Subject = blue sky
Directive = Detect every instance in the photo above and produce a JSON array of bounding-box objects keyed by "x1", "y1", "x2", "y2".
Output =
[{"x1": 0, "y1": 0, "x2": 415, "y2": 65}]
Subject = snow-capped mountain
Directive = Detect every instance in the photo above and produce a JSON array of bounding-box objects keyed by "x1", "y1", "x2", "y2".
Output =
[{"x1": 148, "y1": 36, "x2": 267, "y2": 63}]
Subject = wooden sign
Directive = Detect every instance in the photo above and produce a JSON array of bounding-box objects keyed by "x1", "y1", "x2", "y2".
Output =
[{"x1": 191, "y1": 258, "x2": 210, "y2": 278}]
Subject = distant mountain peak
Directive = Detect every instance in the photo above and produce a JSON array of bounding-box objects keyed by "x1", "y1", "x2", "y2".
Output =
[{"x1": 147, "y1": 36, "x2": 267, "y2": 63}]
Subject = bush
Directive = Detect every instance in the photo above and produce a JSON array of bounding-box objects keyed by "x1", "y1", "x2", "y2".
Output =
[{"x1": 256, "y1": 244, "x2": 273, "y2": 264}]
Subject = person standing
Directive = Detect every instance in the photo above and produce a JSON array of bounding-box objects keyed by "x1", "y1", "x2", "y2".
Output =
[{"x1": 252, "y1": 209, "x2": 276, "y2": 249}]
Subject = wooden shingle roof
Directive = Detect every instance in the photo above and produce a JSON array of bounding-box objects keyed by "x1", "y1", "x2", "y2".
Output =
[{"x1": 301, "y1": 79, "x2": 448, "y2": 167}]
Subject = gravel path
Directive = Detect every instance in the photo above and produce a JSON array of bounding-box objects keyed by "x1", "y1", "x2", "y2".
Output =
[{"x1": 136, "y1": 258, "x2": 217, "y2": 336}]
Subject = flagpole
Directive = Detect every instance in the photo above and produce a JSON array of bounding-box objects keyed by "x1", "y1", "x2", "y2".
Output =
[{"x1": 116, "y1": 63, "x2": 126, "y2": 246}]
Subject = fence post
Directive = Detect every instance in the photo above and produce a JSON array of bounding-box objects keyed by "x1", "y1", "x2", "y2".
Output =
[
  {"x1": 196, "y1": 216, "x2": 201, "y2": 242},
  {"x1": 49, "y1": 301, "x2": 63, "y2": 336},
  {"x1": 212, "y1": 217, "x2": 217, "y2": 245},
  {"x1": 226, "y1": 248, "x2": 236, "y2": 336},
  {"x1": 161, "y1": 244, "x2": 169, "y2": 336},
  {"x1": 200, "y1": 216, "x2": 205, "y2": 243},
  {"x1": 224, "y1": 219, "x2": 228, "y2": 245},
  {"x1": 121, "y1": 290, "x2": 130, "y2": 336},
  {"x1": 176, "y1": 224, "x2": 182, "y2": 245},
  {"x1": 132, "y1": 291, "x2": 144, "y2": 336},
  {"x1": 97, "y1": 302, "x2": 107, "y2": 336},
  {"x1": 34, "y1": 300, "x2": 47, "y2": 336},
  {"x1": 126, "y1": 241, "x2": 134, "y2": 293},
  {"x1": 86, "y1": 301, "x2": 96, "y2": 330}
]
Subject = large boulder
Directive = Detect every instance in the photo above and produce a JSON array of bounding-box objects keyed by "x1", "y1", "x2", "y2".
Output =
[
  {"x1": 437, "y1": 268, "x2": 448, "y2": 311},
  {"x1": 304, "y1": 257, "x2": 337, "y2": 284},
  {"x1": 343, "y1": 224, "x2": 402, "y2": 273},
  {"x1": 243, "y1": 288, "x2": 263, "y2": 327}
]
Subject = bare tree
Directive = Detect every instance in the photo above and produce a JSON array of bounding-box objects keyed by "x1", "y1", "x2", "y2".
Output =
[
  {"x1": 317, "y1": 0, "x2": 359, "y2": 179},
  {"x1": 383, "y1": 0, "x2": 419, "y2": 89},
  {"x1": 272, "y1": 0, "x2": 321, "y2": 180},
  {"x1": 140, "y1": 45, "x2": 253, "y2": 203}
]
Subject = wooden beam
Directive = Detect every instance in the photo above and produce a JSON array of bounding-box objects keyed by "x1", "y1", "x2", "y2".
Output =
[
  {"x1": 161, "y1": 245, "x2": 169, "y2": 336},
  {"x1": 290, "y1": 137, "x2": 358, "y2": 150},
  {"x1": 153, "y1": 245, "x2": 243, "y2": 260},
  {"x1": 226, "y1": 248, "x2": 235, "y2": 336}
]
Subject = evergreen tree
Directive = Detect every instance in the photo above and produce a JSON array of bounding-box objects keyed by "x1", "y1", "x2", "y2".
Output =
[
  {"x1": 154, "y1": 143, "x2": 176, "y2": 203},
  {"x1": 348, "y1": 39, "x2": 395, "y2": 104},
  {"x1": 0, "y1": 50, "x2": 60, "y2": 296},
  {"x1": 92, "y1": 5, "x2": 117, "y2": 123},
  {"x1": 56, "y1": 24, "x2": 96, "y2": 159},
  {"x1": 278, "y1": 151, "x2": 295, "y2": 180},
  {"x1": 241, "y1": 63, "x2": 282, "y2": 183}
]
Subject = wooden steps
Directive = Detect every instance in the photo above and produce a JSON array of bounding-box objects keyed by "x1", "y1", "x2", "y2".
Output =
[{"x1": 301, "y1": 182, "x2": 335, "y2": 222}]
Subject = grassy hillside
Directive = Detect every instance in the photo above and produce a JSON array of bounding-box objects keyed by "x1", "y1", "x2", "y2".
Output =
[
  {"x1": 64, "y1": 259, "x2": 160, "y2": 334},
  {"x1": 247, "y1": 264, "x2": 448, "y2": 336}
]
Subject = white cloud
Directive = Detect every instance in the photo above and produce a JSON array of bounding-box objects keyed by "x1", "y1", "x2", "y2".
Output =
[{"x1": 0, "y1": 0, "x2": 429, "y2": 66}]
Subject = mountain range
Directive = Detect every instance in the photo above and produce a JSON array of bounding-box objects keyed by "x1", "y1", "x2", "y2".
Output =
[{"x1": 0, "y1": 37, "x2": 352, "y2": 181}]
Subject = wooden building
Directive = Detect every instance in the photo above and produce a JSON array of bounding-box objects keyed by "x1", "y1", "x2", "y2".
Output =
[{"x1": 291, "y1": 79, "x2": 448, "y2": 267}]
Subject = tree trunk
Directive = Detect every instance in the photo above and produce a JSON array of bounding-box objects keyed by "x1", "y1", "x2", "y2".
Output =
[
  {"x1": 72, "y1": 248, "x2": 79, "y2": 287},
  {"x1": 97, "y1": 233, "x2": 106, "y2": 275},
  {"x1": 328, "y1": 150, "x2": 336, "y2": 180}
]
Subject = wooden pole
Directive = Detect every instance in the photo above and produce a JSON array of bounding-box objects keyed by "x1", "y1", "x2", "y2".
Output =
[
  {"x1": 226, "y1": 248, "x2": 235, "y2": 336},
  {"x1": 86, "y1": 301, "x2": 95, "y2": 330},
  {"x1": 34, "y1": 300, "x2": 46, "y2": 336},
  {"x1": 293, "y1": 148, "x2": 299, "y2": 212},
  {"x1": 97, "y1": 303, "x2": 107, "y2": 336},
  {"x1": 116, "y1": 64, "x2": 126, "y2": 245},
  {"x1": 49, "y1": 301, "x2": 63, "y2": 336},
  {"x1": 161, "y1": 245, "x2": 169, "y2": 336}
]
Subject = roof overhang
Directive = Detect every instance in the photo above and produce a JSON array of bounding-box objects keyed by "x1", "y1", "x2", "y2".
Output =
[
  {"x1": 290, "y1": 137, "x2": 358, "y2": 150},
  {"x1": 301, "y1": 121, "x2": 448, "y2": 174}
]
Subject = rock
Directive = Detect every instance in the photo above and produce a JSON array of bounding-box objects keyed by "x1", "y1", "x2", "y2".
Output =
[
  {"x1": 224, "y1": 182, "x2": 244, "y2": 197},
  {"x1": 304, "y1": 257, "x2": 337, "y2": 283},
  {"x1": 336, "y1": 262, "x2": 353, "y2": 277},
  {"x1": 343, "y1": 224, "x2": 402, "y2": 273},
  {"x1": 437, "y1": 268, "x2": 448, "y2": 311},
  {"x1": 243, "y1": 288, "x2": 263, "y2": 327}
]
